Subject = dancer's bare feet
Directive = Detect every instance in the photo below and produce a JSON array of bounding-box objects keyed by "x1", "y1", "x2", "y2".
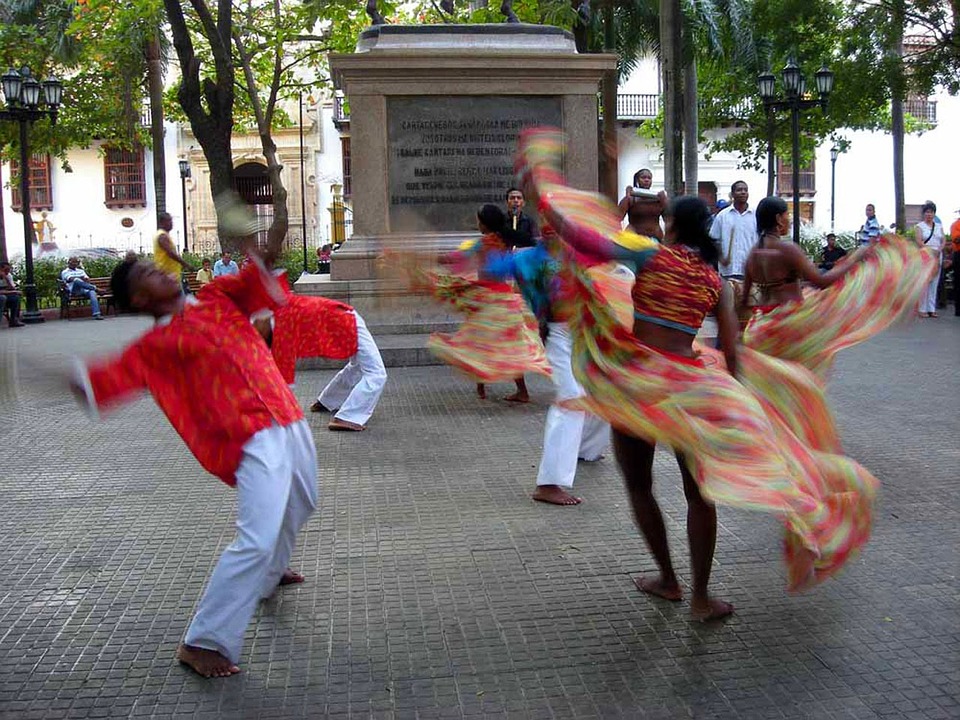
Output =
[
  {"x1": 328, "y1": 418, "x2": 364, "y2": 432},
  {"x1": 504, "y1": 391, "x2": 529, "y2": 403},
  {"x1": 279, "y1": 568, "x2": 305, "y2": 586},
  {"x1": 690, "y1": 597, "x2": 734, "y2": 622},
  {"x1": 176, "y1": 644, "x2": 240, "y2": 678},
  {"x1": 476, "y1": 383, "x2": 486, "y2": 400},
  {"x1": 633, "y1": 575, "x2": 683, "y2": 601},
  {"x1": 532, "y1": 485, "x2": 582, "y2": 505}
]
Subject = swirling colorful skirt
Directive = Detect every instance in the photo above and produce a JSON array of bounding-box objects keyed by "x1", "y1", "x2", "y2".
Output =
[
  {"x1": 558, "y1": 267, "x2": 877, "y2": 591},
  {"x1": 418, "y1": 271, "x2": 552, "y2": 383},
  {"x1": 743, "y1": 237, "x2": 938, "y2": 378},
  {"x1": 514, "y1": 126, "x2": 877, "y2": 591}
]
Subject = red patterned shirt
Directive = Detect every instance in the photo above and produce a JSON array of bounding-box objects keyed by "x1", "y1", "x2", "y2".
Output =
[
  {"x1": 271, "y1": 293, "x2": 358, "y2": 385},
  {"x1": 78, "y1": 263, "x2": 304, "y2": 486}
]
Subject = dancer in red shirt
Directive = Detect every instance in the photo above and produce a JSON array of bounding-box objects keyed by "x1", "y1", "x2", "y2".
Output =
[
  {"x1": 263, "y1": 277, "x2": 387, "y2": 431},
  {"x1": 71, "y1": 255, "x2": 317, "y2": 679}
]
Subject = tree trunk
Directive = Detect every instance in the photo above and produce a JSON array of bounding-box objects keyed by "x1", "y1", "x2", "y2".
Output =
[
  {"x1": 890, "y1": 0, "x2": 906, "y2": 232},
  {"x1": 146, "y1": 35, "x2": 167, "y2": 218},
  {"x1": 660, "y1": 0, "x2": 683, "y2": 196},
  {"x1": 233, "y1": 6, "x2": 288, "y2": 259},
  {"x1": 682, "y1": 57, "x2": 698, "y2": 197},
  {"x1": 163, "y1": 0, "x2": 238, "y2": 251},
  {"x1": 261, "y1": 134, "x2": 289, "y2": 252},
  {"x1": 600, "y1": 1, "x2": 618, "y2": 202}
]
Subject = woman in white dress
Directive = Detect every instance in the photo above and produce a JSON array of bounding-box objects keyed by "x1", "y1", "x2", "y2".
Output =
[{"x1": 914, "y1": 201, "x2": 946, "y2": 318}]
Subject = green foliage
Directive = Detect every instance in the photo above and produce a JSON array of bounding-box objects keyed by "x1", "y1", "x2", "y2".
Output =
[
  {"x1": 12, "y1": 258, "x2": 61, "y2": 307},
  {"x1": 695, "y1": 0, "x2": 904, "y2": 171},
  {"x1": 0, "y1": 0, "x2": 163, "y2": 166}
]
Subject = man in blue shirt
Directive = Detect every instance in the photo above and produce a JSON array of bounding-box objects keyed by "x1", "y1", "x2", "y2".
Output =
[
  {"x1": 212, "y1": 251, "x2": 240, "y2": 278},
  {"x1": 860, "y1": 204, "x2": 881, "y2": 246}
]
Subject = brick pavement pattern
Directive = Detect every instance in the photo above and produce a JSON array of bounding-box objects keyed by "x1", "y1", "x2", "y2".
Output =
[{"x1": 0, "y1": 314, "x2": 957, "y2": 719}]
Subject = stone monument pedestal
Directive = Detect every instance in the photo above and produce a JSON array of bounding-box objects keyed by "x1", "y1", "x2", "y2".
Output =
[{"x1": 296, "y1": 24, "x2": 615, "y2": 366}]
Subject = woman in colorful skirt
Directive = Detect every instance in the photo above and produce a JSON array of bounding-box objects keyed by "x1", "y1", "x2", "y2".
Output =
[
  {"x1": 416, "y1": 204, "x2": 551, "y2": 400},
  {"x1": 519, "y1": 127, "x2": 880, "y2": 617},
  {"x1": 741, "y1": 197, "x2": 938, "y2": 378}
]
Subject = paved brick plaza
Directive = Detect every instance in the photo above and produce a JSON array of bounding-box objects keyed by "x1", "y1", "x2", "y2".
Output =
[{"x1": 0, "y1": 315, "x2": 957, "y2": 719}]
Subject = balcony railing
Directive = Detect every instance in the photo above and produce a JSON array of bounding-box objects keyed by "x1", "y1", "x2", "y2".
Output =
[
  {"x1": 778, "y1": 170, "x2": 817, "y2": 196},
  {"x1": 333, "y1": 95, "x2": 349, "y2": 127},
  {"x1": 904, "y1": 98, "x2": 937, "y2": 124},
  {"x1": 616, "y1": 93, "x2": 660, "y2": 119}
]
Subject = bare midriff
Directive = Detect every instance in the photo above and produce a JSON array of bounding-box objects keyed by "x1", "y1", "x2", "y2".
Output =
[{"x1": 632, "y1": 319, "x2": 698, "y2": 359}]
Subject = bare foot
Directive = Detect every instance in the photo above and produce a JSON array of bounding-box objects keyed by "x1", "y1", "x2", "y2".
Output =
[
  {"x1": 176, "y1": 644, "x2": 240, "y2": 678},
  {"x1": 328, "y1": 418, "x2": 364, "y2": 432},
  {"x1": 690, "y1": 597, "x2": 735, "y2": 622},
  {"x1": 504, "y1": 391, "x2": 530, "y2": 403},
  {"x1": 633, "y1": 575, "x2": 683, "y2": 601},
  {"x1": 532, "y1": 485, "x2": 582, "y2": 506},
  {"x1": 476, "y1": 383, "x2": 486, "y2": 400},
  {"x1": 279, "y1": 568, "x2": 305, "y2": 586}
]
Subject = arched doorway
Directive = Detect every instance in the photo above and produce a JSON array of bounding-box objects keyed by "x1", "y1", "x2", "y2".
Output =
[{"x1": 234, "y1": 162, "x2": 272, "y2": 247}]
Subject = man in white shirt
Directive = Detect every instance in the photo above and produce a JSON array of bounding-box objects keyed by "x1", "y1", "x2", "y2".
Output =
[
  {"x1": 213, "y1": 251, "x2": 240, "y2": 278},
  {"x1": 60, "y1": 257, "x2": 103, "y2": 319},
  {"x1": 709, "y1": 181, "x2": 756, "y2": 279}
]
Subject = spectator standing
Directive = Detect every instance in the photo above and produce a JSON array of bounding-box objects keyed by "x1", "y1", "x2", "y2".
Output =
[
  {"x1": 709, "y1": 181, "x2": 756, "y2": 279},
  {"x1": 0, "y1": 261, "x2": 24, "y2": 327},
  {"x1": 914, "y1": 201, "x2": 946, "y2": 318},
  {"x1": 617, "y1": 169, "x2": 668, "y2": 240},
  {"x1": 213, "y1": 251, "x2": 240, "y2": 278},
  {"x1": 153, "y1": 212, "x2": 190, "y2": 279},
  {"x1": 196, "y1": 258, "x2": 214, "y2": 286},
  {"x1": 819, "y1": 233, "x2": 848, "y2": 271},
  {"x1": 60, "y1": 257, "x2": 104, "y2": 320},
  {"x1": 859, "y1": 204, "x2": 882, "y2": 246},
  {"x1": 501, "y1": 188, "x2": 539, "y2": 250}
]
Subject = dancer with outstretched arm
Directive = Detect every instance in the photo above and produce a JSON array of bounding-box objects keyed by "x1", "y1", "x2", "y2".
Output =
[{"x1": 69, "y1": 237, "x2": 315, "y2": 678}]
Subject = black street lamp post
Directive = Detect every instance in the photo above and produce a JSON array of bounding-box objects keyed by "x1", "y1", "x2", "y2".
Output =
[
  {"x1": 1, "y1": 66, "x2": 62, "y2": 323},
  {"x1": 757, "y1": 61, "x2": 833, "y2": 244},
  {"x1": 178, "y1": 159, "x2": 191, "y2": 253},
  {"x1": 829, "y1": 145, "x2": 839, "y2": 230}
]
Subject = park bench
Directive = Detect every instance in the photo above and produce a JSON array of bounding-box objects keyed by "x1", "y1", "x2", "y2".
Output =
[
  {"x1": 58, "y1": 277, "x2": 114, "y2": 319},
  {"x1": 184, "y1": 271, "x2": 203, "y2": 294}
]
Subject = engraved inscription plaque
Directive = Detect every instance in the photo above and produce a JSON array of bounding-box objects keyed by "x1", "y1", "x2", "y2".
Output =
[{"x1": 387, "y1": 96, "x2": 563, "y2": 232}]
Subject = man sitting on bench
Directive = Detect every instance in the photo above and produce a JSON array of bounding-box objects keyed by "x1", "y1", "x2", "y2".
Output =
[{"x1": 61, "y1": 257, "x2": 104, "y2": 320}]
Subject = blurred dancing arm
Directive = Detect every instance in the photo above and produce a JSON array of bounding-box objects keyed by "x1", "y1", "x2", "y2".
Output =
[
  {"x1": 787, "y1": 241, "x2": 870, "y2": 289},
  {"x1": 71, "y1": 344, "x2": 149, "y2": 417},
  {"x1": 539, "y1": 197, "x2": 659, "y2": 266},
  {"x1": 715, "y1": 283, "x2": 739, "y2": 377}
]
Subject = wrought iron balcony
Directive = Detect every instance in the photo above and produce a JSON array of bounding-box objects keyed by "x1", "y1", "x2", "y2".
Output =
[
  {"x1": 904, "y1": 98, "x2": 937, "y2": 125},
  {"x1": 333, "y1": 95, "x2": 349, "y2": 128}
]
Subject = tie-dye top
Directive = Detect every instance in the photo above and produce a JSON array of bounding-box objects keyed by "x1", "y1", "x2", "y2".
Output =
[{"x1": 631, "y1": 245, "x2": 722, "y2": 334}]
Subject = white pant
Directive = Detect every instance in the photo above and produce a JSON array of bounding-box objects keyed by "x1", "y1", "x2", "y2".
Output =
[
  {"x1": 536, "y1": 322, "x2": 609, "y2": 489},
  {"x1": 318, "y1": 311, "x2": 387, "y2": 427},
  {"x1": 918, "y1": 257, "x2": 941, "y2": 314},
  {"x1": 184, "y1": 419, "x2": 318, "y2": 663}
]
